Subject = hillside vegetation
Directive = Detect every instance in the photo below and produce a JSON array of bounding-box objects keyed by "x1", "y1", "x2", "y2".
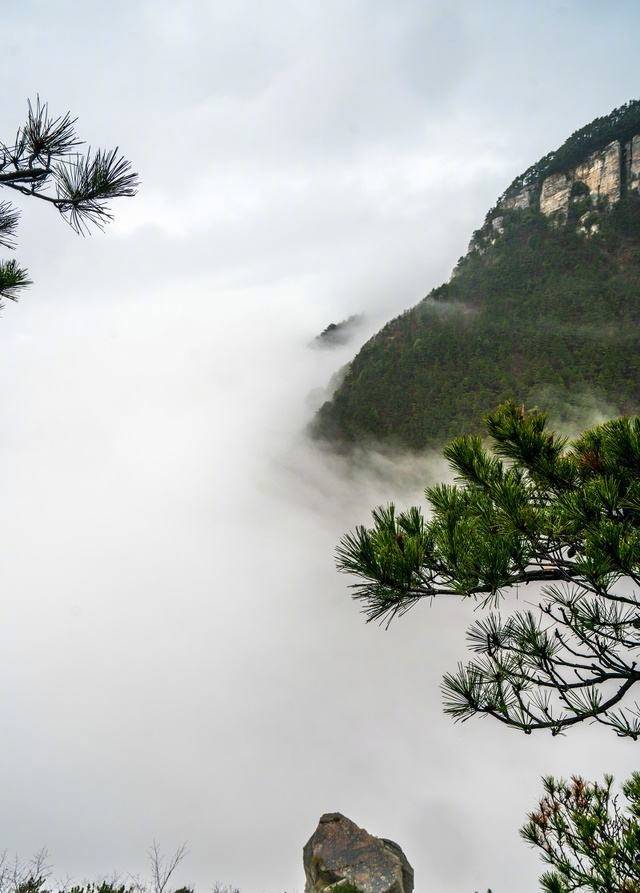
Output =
[
  {"x1": 313, "y1": 196, "x2": 640, "y2": 450},
  {"x1": 313, "y1": 98, "x2": 640, "y2": 451}
]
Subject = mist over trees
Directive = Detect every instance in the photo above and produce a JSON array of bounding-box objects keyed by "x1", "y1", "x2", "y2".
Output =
[
  {"x1": 0, "y1": 98, "x2": 138, "y2": 308},
  {"x1": 314, "y1": 187, "x2": 640, "y2": 453}
]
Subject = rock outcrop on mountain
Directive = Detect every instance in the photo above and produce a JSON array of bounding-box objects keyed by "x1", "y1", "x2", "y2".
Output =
[
  {"x1": 313, "y1": 99, "x2": 640, "y2": 451},
  {"x1": 303, "y1": 813, "x2": 414, "y2": 893},
  {"x1": 538, "y1": 140, "x2": 621, "y2": 219},
  {"x1": 499, "y1": 138, "x2": 624, "y2": 224},
  {"x1": 467, "y1": 99, "x2": 640, "y2": 254},
  {"x1": 628, "y1": 134, "x2": 640, "y2": 192}
]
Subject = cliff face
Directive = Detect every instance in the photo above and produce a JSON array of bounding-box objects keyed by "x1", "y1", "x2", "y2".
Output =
[
  {"x1": 504, "y1": 137, "x2": 627, "y2": 222},
  {"x1": 469, "y1": 135, "x2": 640, "y2": 258},
  {"x1": 312, "y1": 100, "x2": 640, "y2": 451},
  {"x1": 467, "y1": 99, "x2": 640, "y2": 254},
  {"x1": 627, "y1": 133, "x2": 640, "y2": 191}
]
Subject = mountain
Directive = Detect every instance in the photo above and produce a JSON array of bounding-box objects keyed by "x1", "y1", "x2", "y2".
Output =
[{"x1": 312, "y1": 100, "x2": 640, "y2": 451}]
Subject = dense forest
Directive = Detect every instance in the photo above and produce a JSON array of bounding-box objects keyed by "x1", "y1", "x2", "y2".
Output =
[{"x1": 313, "y1": 195, "x2": 640, "y2": 450}]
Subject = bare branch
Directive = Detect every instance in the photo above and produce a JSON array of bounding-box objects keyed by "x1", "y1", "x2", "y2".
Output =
[{"x1": 148, "y1": 843, "x2": 188, "y2": 893}]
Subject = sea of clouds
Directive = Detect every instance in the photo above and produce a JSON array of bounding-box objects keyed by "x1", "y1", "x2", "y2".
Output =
[{"x1": 1, "y1": 2, "x2": 640, "y2": 890}]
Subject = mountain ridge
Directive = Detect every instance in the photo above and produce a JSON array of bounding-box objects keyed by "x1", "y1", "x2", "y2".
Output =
[{"x1": 312, "y1": 100, "x2": 640, "y2": 450}]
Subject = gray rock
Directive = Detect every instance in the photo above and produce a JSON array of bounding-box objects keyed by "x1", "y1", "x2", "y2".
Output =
[
  {"x1": 540, "y1": 140, "x2": 623, "y2": 223},
  {"x1": 303, "y1": 813, "x2": 414, "y2": 893},
  {"x1": 540, "y1": 170, "x2": 572, "y2": 221},
  {"x1": 626, "y1": 134, "x2": 640, "y2": 193},
  {"x1": 499, "y1": 185, "x2": 534, "y2": 211}
]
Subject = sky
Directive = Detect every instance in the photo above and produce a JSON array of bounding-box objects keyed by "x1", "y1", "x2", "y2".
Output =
[{"x1": 0, "y1": 2, "x2": 639, "y2": 891}]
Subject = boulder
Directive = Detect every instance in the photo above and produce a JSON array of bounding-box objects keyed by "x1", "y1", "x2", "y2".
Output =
[{"x1": 303, "y1": 813, "x2": 414, "y2": 893}]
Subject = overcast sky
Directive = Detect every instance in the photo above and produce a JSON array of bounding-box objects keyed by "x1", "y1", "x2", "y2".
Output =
[{"x1": 1, "y1": 3, "x2": 639, "y2": 892}]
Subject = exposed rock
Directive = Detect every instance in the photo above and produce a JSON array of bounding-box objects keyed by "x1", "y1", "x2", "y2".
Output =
[
  {"x1": 303, "y1": 813, "x2": 413, "y2": 893},
  {"x1": 577, "y1": 210, "x2": 600, "y2": 236},
  {"x1": 500, "y1": 185, "x2": 534, "y2": 211},
  {"x1": 493, "y1": 136, "x2": 637, "y2": 231},
  {"x1": 469, "y1": 114, "x2": 640, "y2": 249},
  {"x1": 539, "y1": 171, "x2": 573, "y2": 221},
  {"x1": 468, "y1": 216, "x2": 504, "y2": 254},
  {"x1": 538, "y1": 140, "x2": 622, "y2": 222},
  {"x1": 626, "y1": 134, "x2": 640, "y2": 193},
  {"x1": 573, "y1": 139, "x2": 621, "y2": 204}
]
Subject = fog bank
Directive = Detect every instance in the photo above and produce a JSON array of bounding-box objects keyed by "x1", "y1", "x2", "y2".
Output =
[{"x1": 1, "y1": 3, "x2": 640, "y2": 891}]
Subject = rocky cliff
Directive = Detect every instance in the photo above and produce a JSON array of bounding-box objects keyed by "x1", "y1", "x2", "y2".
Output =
[
  {"x1": 500, "y1": 137, "x2": 625, "y2": 220},
  {"x1": 312, "y1": 99, "x2": 640, "y2": 451},
  {"x1": 469, "y1": 99, "x2": 640, "y2": 252}
]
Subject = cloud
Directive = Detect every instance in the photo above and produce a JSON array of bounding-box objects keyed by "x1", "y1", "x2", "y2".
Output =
[{"x1": 0, "y1": 3, "x2": 639, "y2": 892}]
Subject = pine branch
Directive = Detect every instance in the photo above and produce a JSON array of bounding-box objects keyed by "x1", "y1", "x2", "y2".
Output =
[
  {"x1": 337, "y1": 402, "x2": 640, "y2": 737},
  {"x1": 0, "y1": 259, "x2": 31, "y2": 303},
  {"x1": 0, "y1": 97, "x2": 138, "y2": 310}
]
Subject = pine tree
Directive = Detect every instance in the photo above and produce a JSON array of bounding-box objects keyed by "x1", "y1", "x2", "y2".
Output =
[
  {"x1": 337, "y1": 401, "x2": 640, "y2": 737},
  {"x1": 522, "y1": 773, "x2": 640, "y2": 892},
  {"x1": 0, "y1": 97, "x2": 138, "y2": 307}
]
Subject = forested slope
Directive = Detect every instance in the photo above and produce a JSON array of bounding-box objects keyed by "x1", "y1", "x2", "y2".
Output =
[{"x1": 313, "y1": 197, "x2": 640, "y2": 450}]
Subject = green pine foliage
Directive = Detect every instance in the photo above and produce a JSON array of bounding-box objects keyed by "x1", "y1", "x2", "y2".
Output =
[
  {"x1": 522, "y1": 773, "x2": 640, "y2": 893},
  {"x1": 336, "y1": 402, "x2": 640, "y2": 737},
  {"x1": 0, "y1": 98, "x2": 138, "y2": 308}
]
